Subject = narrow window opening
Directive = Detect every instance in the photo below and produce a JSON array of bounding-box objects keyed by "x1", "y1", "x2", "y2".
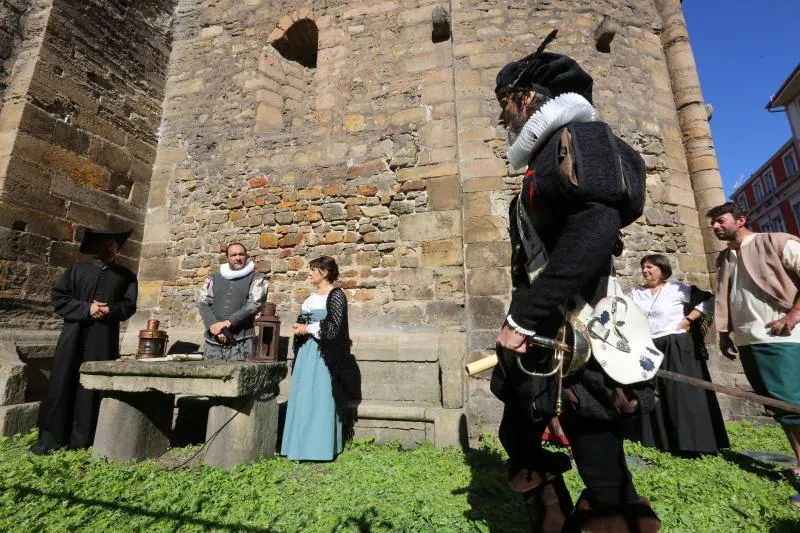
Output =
[
  {"x1": 11, "y1": 220, "x2": 26, "y2": 231},
  {"x1": 271, "y1": 19, "x2": 318, "y2": 69}
]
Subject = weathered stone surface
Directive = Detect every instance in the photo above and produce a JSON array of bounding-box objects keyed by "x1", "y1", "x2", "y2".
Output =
[
  {"x1": 92, "y1": 392, "x2": 173, "y2": 462},
  {"x1": 421, "y1": 238, "x2": 462, "y2": 267},
  {"x1": 464, "y1": 216, "x2": 507, "y2": 243},
  {"x1": 466, "y1": 267, "x2": 510, "y2": 296},
  {"x1": 398, "y1": 210, "x2": 461, "y2": 241},
  {"x1": 0, "y1": 363, "x2": 25, "y2": 405},
  {"x1": 0, "y1": 401, "x2": 39, "y2": 436},
  {"x1": 80, "y1": 361, "x2": 287, "y2": 397},
  {"x1": 438, "y1": 334, "x2": 465, "y2": 409},
  {"x1": 359, "y1": 361, "x2": 440, "y2": 402},
  {"x1": 0, "y1": 0, "x2": 735, "y2": 442},
  {"x1": 465, "y1": 241, "x2": 511, "y2": 268},
  {"x1": 204, "y1": 392, "x2": 279, "y2": 469}
]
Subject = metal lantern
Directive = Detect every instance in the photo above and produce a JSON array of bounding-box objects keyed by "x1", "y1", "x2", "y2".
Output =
[
  {"x1": 137, "y1": 319, "x2": 169, "y2": 358},
  {"x1": 249, "y1": 301, "x2": 281, "y2": 363}
]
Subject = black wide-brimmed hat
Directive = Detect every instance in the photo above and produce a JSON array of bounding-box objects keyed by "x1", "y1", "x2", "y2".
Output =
[
  {"x1": 79, "y1": 228, "x2": 133, "y2": 254},
  {"x1": 495, "y1": 51, "x2": 593, "y2": 104}
]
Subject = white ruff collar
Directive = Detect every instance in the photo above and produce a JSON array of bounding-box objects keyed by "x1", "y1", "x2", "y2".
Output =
[
  {"x1": 506, "y1": 92, "x2": 597, "y2": 169},
  {"x1": 220, "y1": 261, "x2": 254, "y2": 280}
]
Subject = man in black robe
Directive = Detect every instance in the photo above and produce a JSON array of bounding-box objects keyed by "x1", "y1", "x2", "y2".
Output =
[{"x1": 30, "y1": 228, "x2": 138, "y2": 455}]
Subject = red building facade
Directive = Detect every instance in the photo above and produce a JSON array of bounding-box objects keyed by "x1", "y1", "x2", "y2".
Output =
[
  {"x1": 733, "y1": 139, "x2": 800, "y2": 235},
  {"x1": 734, "y1": 63, "x2": 800, "y2": 235}
]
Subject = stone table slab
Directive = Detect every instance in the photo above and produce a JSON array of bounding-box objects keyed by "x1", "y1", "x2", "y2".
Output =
[{"x1": 80, "y1": 361, "x2": 287, "y2": 397}]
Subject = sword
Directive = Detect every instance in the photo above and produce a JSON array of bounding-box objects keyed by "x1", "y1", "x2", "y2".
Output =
[{"x1": 465, "y1": 339, "x2": 800, "y2": 415}]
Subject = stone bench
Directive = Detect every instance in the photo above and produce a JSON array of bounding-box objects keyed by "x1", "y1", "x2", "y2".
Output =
[{"x1": 80, "y1": 360, "x2": 287, "y2": 469}]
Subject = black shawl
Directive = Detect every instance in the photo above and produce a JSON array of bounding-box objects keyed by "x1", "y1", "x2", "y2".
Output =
[{"x1": 685, "y1": 286, "x2": 714, "y2": 360}]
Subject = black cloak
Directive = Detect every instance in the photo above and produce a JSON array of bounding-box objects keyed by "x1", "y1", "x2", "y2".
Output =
[{"x1": 31, "y1": 258, "x2": 137, "y2": 454}]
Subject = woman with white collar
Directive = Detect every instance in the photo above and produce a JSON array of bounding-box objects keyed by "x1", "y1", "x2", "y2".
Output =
[{"x1": 629, "y1": 253, "x2": 729, "y2": 456}]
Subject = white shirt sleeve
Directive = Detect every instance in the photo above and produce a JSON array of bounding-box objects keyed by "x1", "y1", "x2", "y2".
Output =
[
  {"x1": 694, "y1": 295, "x2": 714, "y2": 315},
  {"x1": 782, "y1": 239, "x2": 800, "y2": 275},
  {"x1": 307, "y1": 322, "x2": 321, "y2": 339}
]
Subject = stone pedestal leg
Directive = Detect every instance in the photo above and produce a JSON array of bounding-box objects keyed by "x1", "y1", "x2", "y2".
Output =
[
  {"x1": 204, "y1": 390, "x2": 278, "y2": 470},
  {"x1": 92, "y1": 391, "x2": 174, "y2": 462}
]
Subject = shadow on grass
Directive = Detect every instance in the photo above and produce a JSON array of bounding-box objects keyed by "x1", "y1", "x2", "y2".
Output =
[
  {"x1": 2, "y1": 484, "x2": 275, "y2": 532},
  {"x1": 771, "y1": 518, "x2": 800, "y2": 533},
  {"x1": 454, "y1": 445, "x2": 529, "y2": 532},
  {"x1": 719, "y1": 449, "x2": 786, "y2": 482},
  {"x1": 334, "y1": 507, "x2": 393, "y2": 531}
]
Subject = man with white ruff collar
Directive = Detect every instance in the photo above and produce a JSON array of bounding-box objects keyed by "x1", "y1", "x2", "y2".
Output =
[
  {"x1": 198, "y1": 243, "x2": 268, "y2": 361},
  {"x1": 491, "y1": 43, "x2": 661, "y2": 532}
]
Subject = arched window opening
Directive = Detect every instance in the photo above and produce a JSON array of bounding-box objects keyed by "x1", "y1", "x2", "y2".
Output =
[{"x1": 270, "y1": 19, "x2": 318, "y2": 69}]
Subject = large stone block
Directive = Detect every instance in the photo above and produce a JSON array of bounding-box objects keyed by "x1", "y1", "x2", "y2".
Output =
[
  {"x1": 204, "y1": 391, "x2": 279, "y2": 469},
  {"x1": 426, "y1": 175, "x2": 461, "y2": 211},
  {"x1": 421, "y1": 238, "x2": 462, "y2": 267},
  {"x1": 465, "y1": 241, "x2": 511, "y2": 268},
  {"x1": 0, "y1": 363, "x2": 25, "y2": 405},
  {"x1": 438, "y1": 334, "x2": 465, "y2": 409},
  {"x1": 358, "y1": 361, "x2": 440, "y2": 402},
  {"x1": 466, "y1": 267, "x2": 510, "y2": 296},
  {"x1": 0, "y1": 401, "x2": 39, "y2": 436},
  {"x1": 390, "y1": 268, "x2": 435, "y2": 300},
  {"x1": 398, "y1": 210, "x2": 461, "y2": 241},
  {"x1": 467, "y1": 296, "x2": 505, "y2": 329},
  {"x1": 464, "y1": 216, "x2": 507, "y2": 243},
  {"x1": 80, "y1": 361, "x2": 288, "y2": 398},
  {"x1": 138, "y1": 257, "x2": 179, "y2": 281},
  {"x1": 92, "y1": 392, "x2": 173, "y2": 462}
]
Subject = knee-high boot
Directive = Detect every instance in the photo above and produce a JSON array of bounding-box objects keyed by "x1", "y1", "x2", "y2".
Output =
[
  {"x1": 521, "y1": 472, "x2": 574, "y2": 533},
  {"x1": 562, "y1": 494, "x2": 661, "y2": 533}
]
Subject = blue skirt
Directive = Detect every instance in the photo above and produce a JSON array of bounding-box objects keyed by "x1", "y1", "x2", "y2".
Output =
[{"x1": 281, "y1": 318, "x2": 343, "y2": 460}]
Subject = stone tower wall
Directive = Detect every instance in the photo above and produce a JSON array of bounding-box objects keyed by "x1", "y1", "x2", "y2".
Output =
[
  {"x1": 0, "y1": 0, "x2": 172, "y2": 327},
  {"x1": 137, "y1": 0, "x2": 730, "y2": 439},
  {"x1": 0, "y1": 0, "x2": 750, "y2": 439}
]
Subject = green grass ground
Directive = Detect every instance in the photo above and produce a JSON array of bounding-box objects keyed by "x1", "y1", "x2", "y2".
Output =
[{"x1": 0, "y1": 422, "x2": 797, "y2": 532}]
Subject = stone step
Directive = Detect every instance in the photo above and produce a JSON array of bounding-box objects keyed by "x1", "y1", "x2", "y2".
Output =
[{"x1": 278, "y1": 397, "x2": 467, "y2": 449}]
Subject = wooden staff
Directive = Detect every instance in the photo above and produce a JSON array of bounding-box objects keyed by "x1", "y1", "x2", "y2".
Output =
[{"x1": 465, "y1": 353, "x2": 800, "y2": 415}]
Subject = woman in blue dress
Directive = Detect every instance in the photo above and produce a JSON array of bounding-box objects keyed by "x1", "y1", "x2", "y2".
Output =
[{"x1": 281, "y1": 256, "x2": 357, "y2": 461}]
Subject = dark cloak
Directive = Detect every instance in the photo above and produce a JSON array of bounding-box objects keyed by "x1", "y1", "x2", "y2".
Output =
[{"x1": 31, "y1": 258, "x2": 137, "y2": 454}]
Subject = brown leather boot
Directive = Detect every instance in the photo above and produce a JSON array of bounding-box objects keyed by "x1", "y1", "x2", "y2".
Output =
[
  {"x1": 562, "y1": 496, "x2": 661, "y2": 533},
  {"x1": 521, "y1": 473, "x2": 574, "y2": 533}
]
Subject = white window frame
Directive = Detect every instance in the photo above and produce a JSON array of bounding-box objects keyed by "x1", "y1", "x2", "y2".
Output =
[
  {"x1": 763, "y1": 168, "x2": 776, "y2": 193},
  {"x1": 737, "y1": 194, "x2": 749, "y2": 210},
  {"x1": 753, "y1": 180, "x2": 764, "y2": 202},
  {"x1": 773, "y1": 213, "x2": 786, "y2": 233},
  {"x1": 783, "y1": 151, "x2": 798, "y2": 177}
]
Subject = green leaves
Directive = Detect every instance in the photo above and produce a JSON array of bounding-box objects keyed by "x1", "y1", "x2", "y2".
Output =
[{"x1": 0, "y1": 423, "x2": 797, "y2": 531}]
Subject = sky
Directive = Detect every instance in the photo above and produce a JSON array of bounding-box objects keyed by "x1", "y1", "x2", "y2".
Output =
[{"x1": 683, "y1": 0, "x2": 799, "y2": 198}]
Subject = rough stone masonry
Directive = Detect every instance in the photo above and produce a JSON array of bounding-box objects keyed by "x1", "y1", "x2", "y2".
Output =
[{"x1": 0, "y1": 0, "x2": 753, "y2": 443}]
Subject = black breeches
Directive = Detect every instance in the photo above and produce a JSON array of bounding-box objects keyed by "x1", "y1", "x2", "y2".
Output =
[{"x1": 499, "y1": 401, "x2": 638, "y2": 507}]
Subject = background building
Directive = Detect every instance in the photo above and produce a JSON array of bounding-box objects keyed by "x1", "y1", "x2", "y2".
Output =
[{"x1": 733, "y1": 63, "x2": 800, "y2": 234}]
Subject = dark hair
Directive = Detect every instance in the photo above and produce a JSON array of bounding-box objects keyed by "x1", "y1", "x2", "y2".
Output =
[
  {"x1": 706, "y1": 202, "x2": 747, "y2": 222},
  {"x1": 309, "y1": 255, "x2": 339, "y2": 282},
  {"x1": 640, "y1": 254, "x2": 672, "y2": 280},
  {"x1": 503, "y1": 90, "x2": 551, "y2": 116},
  {"x1": 226, "y1": 242, "x2": 248, "y2": 256}
]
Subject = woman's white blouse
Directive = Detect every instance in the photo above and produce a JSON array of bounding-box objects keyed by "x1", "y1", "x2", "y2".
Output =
[
  {"x1": 301, "y1": 292, "x2": 328, "y2": 338},
  {"x1": 630, "y1": 281, "x2": 713, "y2": 339}
]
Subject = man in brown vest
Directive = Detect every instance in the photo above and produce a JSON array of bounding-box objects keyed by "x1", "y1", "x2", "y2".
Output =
[{"x1": 708, "y1": 201, "x2": 800, "y2": 506}]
